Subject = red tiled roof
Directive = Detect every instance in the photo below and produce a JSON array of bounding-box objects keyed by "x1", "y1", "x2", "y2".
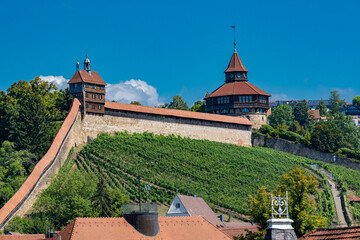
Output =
[
  {"x1": 222, "y1": 225, "x2": 259, "y2": 238},
  {"x1": 204, "y1": 81, "x2": 271, "y2": 99},
  {"x1": 299, "y1": 226, "x2": 360, "y2": 240},
  {"x1": 0, "y1": 234, "x2": 45, "y2": 240},
  {"x1": 177, "y1": 194, "x2": 224, "y2": 228},
  {"x1": 308, "y1": 109, "x2": 320, "y2": 120},
  {"x1": 350, "y1": 196, "x2": 360, "y2": 202},
  {"x1": 48, "y1": 216, "x2": 232, "y2": 240},
  {"x1": 105, "y1": 101, "x2": 252, "y2": 126},
  {"x1": 224, "y1": 51, "x2": 248, "y2": 73},
  {"x1": 0, "y1": 99, "x2": 81, "y2": 227},
  {"x1": 67, "y1": 70, "x2": 107, "y2": 85}
]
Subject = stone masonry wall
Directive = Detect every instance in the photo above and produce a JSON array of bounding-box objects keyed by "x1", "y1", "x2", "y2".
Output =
[
  {"x1": 73, "y1": 110, "x2": 252, "y2": 147},
  {"x1": 252, "y1": 134, "x2": 360, "y2": 170}
]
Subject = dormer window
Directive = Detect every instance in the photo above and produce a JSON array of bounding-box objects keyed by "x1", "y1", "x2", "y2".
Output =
[{"x1": 175, "y1": 203, "x2": 180, "y2": 209}]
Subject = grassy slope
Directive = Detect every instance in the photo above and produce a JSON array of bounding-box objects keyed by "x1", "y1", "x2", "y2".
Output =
[{"x1": 73, "y1": 132, "x2": 336, "y2": 214}]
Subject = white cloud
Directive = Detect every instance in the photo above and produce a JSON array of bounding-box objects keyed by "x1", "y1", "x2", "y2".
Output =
[
  {"x1": 270, "y1": 93, "x2": 289, "y2": 101},
  {"x1": 106, "y1": 79, "x2": 163, "y2": 107},
  {"x1": 39, "y1": 75, "x2": 68, "y2": 90},
  {"x1": 333, "y1": 87, "x2": 357, "y2": 102}
]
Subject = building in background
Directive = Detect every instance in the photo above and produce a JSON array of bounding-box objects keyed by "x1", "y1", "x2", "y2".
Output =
[{"x1": 205, "y1": 44, "x2": 271, "y2": 129}]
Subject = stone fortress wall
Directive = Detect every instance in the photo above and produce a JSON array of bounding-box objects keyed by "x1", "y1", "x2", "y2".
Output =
[{"x1": 0, "y1": 100, "x2": 253, "y2": 229}]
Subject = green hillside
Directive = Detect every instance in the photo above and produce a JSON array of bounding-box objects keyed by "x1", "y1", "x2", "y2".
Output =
[{"x1": 75, "y1": 132, "x2": 330, "y2": 213}]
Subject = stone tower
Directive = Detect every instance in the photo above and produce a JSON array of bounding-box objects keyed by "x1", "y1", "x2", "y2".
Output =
[
  {"x1": 204, "y1": 44, "x2": 271, "y2": 129},
  {"x1": 68, "y1": 55, "x2": 107, "y2": 114}
]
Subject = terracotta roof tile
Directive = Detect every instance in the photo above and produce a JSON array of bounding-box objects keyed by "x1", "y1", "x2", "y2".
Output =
[
  {"x1": 350, "y1": 196, "x2": 360, "y2": 202},
  {"x1": 299, "y1": 226, "x2": 360, "y2": 239},
  {"x1": 177, "y1": 194, "x2": 224, "y2": 227},
  {"x1": 224, "y1": 52, "x2": 248, "y2": 73},
  {"x1": 49, "y1": 216, "x2": 232, "y2": 240},
  {"x1": 67, "y1": 70, "x2": 107, "y2": 85},
  {"x1": 105, "y1": 101, "x2": 252, "y2": 126},
  {"x1": 221, "y1": 225, "x2": 259, "y2": 238},
  {"x1": 308, "y1": 109, "x2": 320, "y2": 120},
  {"x1": 204, "y1": 81, "x2": 271, "y2": 99},
  {"x1": 0, "y1": 234, "x2": 45, "y2": 240},
  {"x1": 0, "y1": 99, "x2": 81, "y2": 227}
]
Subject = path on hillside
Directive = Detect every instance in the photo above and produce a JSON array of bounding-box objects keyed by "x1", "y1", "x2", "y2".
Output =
[{"x1": 327, "y1": 178, "x2": 347, "y2": 227}]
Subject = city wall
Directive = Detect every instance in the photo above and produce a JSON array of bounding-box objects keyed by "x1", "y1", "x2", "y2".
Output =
[
  {"x1": 0, "y1": 101, "x2": 252, "y2": 229},
  {"x1": 252, "y1": 134, "x2": 360, "y2": 170}
]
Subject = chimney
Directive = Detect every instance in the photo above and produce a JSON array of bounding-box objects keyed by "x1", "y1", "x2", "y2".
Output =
[
  {"x1": 123, "y1": 203, "x2": 159, "y2": 237},
  {"x1": 264, "y1": 192, "x2": 297, "y2": 240}
]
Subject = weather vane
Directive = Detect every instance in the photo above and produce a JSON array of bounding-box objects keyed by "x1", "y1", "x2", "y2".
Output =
[
  {"x1": 271, "y1": 191, "x2": 289, "y2": 219},
  {"x1": 231, "y1": 25, "x2": 236, "y2": 51}
]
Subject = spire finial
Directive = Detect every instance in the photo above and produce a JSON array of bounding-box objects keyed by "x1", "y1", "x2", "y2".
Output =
[{"x1": 231, "y1": 25, "x2": 236, "y2": 52}]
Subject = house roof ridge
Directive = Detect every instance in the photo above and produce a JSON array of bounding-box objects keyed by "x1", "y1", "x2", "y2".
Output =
[{"x1": 197, "y1": 216, "x2": 232, "y2": 239}]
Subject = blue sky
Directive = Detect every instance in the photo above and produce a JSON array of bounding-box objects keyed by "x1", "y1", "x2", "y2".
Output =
[{"x1": 0, "y1": 0, "x2": 359, "y2": 106}]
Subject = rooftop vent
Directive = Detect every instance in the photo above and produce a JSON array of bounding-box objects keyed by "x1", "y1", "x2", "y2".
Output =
[{"x1": 123, "y1": 203, "x2": 159, "y2": 237}]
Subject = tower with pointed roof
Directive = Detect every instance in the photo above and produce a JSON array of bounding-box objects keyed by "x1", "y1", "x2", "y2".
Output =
[
  {"x1": 204, "y1": 44, "x2": 271, "y2": 128},
  {"x1": 68, "y1": 55, "x2": 107, "y2": 114}
]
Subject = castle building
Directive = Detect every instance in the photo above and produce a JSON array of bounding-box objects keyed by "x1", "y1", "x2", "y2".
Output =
[
  {"x1": 204, "y1": 45, "x2": 271, "y2": 128},
  {"x1": 68, "y1": 55, "x2": 107, "y2": 114}
]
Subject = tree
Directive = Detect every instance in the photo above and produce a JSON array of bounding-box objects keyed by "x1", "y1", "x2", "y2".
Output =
[
  {"x1": 316, "y1": 99, "x2": 327, "y2": 117},
  {"x1": 92, "y1": 178, "x2": 112, "y2": 217},
  {"x1": 190, "y1": 100, "x2": 206, "y2": 112},
  {"x1": 130, "y1": 101, "x2": 142, "y2": 106},
  {"x1": 248, "y1": 167, "x2": 327, "y2": 238},
  {"x1": 329, "y1": 90, "x2": 343, "y2": 115},
  {"x1": 330, "y1": 113, "x2": 360, "y2": 150},
  {"x1": 353, "y1": 96, "x2": 360, "y2": 107},
  {"x1": 162, "y1": 95, "x2": 189, "y2": 110},
  {"x1": 277, "y1": 166, "x2": 327, "y2": 236},
  {"x1": 268, "y1": 105, "x2": 294, "y2": 127},
  {"x1": 310, "y1": 120, "x2": 344, "y2": 152},
  {"x1": 293, "y1": 100, "x2": 310, "y2": 127}
]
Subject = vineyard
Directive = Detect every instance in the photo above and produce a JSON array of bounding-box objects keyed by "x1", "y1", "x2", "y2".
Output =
[{"x1": 72, "y1": 132, "x2": 338, "y2": 215}]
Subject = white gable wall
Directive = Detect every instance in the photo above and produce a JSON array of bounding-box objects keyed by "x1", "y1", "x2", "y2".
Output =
[{"x1": 166, "y1": 195, "x2": 189, "y2": 217}]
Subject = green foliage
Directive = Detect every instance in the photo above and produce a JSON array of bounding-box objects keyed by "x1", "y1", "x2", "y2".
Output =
[
  {"x1": 259, "y1": 124, "x2": 308, "y2": 145},
  {"x1": 330, "y1": 113, "x2": 360, "y2": 150},
  {"x1": 289, "y1": 121, "x2": 306, "y2": 136},
  {"x1": 0, "y1": 77, "x2": 72, "y2": 158},
  {"x1": 353, "y1": 203, "x2": 360, "y2": 220},
  {"x1": 7, "y1": 164, "x2": 130, "y2": 233},
  {"x1": 268, "y1": 105, "x2": 294, "y2": 127},
  {"x1": 0, "y1": 141, "x2": 36, "y2": 208},
  {"x1": 130, "y1": 101, "x2": 142, "y2": 105},
  {"x1": 310, "y1": 121, "x2": 344, "y2": 152},
  {"x1": 329, "y1": 90, "x2": 342, "y2": 115},
  {"x1": 190, "y1": 100, "x2": 206, "y2": 112},
  {"x1": 162, "y1": 95, "x2": 189, "y2": 110},
  {"x1": 316, "y1": 99, "x2": 327, "y2": 117},
  {"x1": 338, "y1": 148, "x2": 360, "y2": 161},
  {"x1": 277, "y1": 167, "x2": 327, "y2": 236},
  {"x1": 353, "y1": 96, "x2": 360, "y2": 107},
  {"x1": 293, "y1": 100, "x2": 310, "y2": 128},
  {"x1": 248, "y1": 167, "x2": 327, "y2": 237}
]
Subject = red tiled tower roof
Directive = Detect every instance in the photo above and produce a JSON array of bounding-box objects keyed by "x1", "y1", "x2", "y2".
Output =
[
  {"x1": 299, "y1": 226, "x2": 360, "y2": 239},
  {"x1": 224, "y1": 51, "x2": 248, "y2": 73},
  {"x1": 204, "y1": 81, "x2": 271, "y2": 99},
  {"x1": 67, "y1": 70, "x2": 107, "y2": 85}
]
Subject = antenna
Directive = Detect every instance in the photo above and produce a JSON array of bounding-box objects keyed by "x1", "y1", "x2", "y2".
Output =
[{"x1": 231, "y1": 25, "x2": 236, "y2": 51}]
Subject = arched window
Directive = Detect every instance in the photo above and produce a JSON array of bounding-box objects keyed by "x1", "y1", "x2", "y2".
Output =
[{"x1": 242, "y1": 108, "x2": 249, "y2": 113}]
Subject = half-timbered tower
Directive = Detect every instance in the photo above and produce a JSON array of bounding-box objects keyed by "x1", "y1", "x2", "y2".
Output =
[{"x1": 68, "y1": 55, "x2": 107, "y2": 114}]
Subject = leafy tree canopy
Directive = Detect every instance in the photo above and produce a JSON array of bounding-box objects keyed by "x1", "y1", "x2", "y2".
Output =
[
  {"x1": 130, "y1": 101, "x2": 142, "y2": 106},
  {"x1": 293, "y1": 100, "x2": 310, "y2": 128},
  {"x1": 316, "y1": 99, "x2": 327, "y2": 117},
  {"x1": 162, "y1": 95, "x2": 189, "y2": 110},
  {"x1": 329, "y1": 90, "x2": 343, "y2": 115},
  {"x1": 190, "y1": 100, "x2": 206, "y2": 112},
  {"x1": 353, "y1": 96, "x2": 360, "y2": 107},
  {"x1": 310, "y1": 120, "x2": 345, "y2": 152},
  {"x1": 248, "y1": 166, "x2": 327, "y2": 238},
  {"x1": 268, "y1": 105, "x2": 294, "y2": 127}
]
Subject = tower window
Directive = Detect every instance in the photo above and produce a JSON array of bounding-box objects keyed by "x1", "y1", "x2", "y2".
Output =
[
  {"x1": 86, "y1": 104, "x2": 88, "y2": 108},
  {"x1": 217, "y1": 96, "x2": 230, "y2": 104},
  {"x1": 242, "y1": 108, "x2": 249, "y2": 113},
  {"x1": 92, "y1": 94, "x2": 96, "y2": 99},
  {"x1": 99, "y1": 95, "x2": 102, "y2": 100},
  {"x1": 86, "y1": 83, "x2": 89, "y2": 88},
  {"x1": 74, "y1": 83, "x2": 77, "y2": 88},
  {"x1": 92, "y1": 84, "x2": 97, "y2": 89},
  {"x1": 92, "y1": 105, "x2": 95, "y2": 109},
  {"x1": 86, "y1": 93, "x2": 89, "y2": 98},
  {"x1": 98, "y1": 105, "x2": 102, "y2": 110}
]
